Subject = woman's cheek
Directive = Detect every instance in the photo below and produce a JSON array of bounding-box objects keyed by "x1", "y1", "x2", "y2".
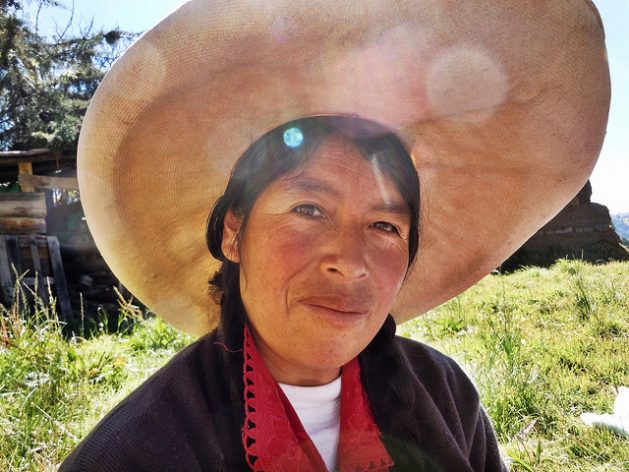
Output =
[
  {"x1": 262, "y1": 221, "x2": 322, "y2": 267},
  {"x1": 368, "y1": 240, "x2": 409, "y2": 291}
]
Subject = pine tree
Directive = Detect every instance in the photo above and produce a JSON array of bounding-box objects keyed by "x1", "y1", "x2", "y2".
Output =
[{"x1": 0, "y1": 0, "x2": 134, "y2": 151}]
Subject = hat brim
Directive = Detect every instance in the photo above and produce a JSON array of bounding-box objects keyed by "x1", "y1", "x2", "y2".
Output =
[{"x1": 78, "y1": 0, "x2": 610, "y2": 335}]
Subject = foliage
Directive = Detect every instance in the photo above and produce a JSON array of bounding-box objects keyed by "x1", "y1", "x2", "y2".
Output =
[
  {"x1": 0, "y1": 260, "x2": 627, "y2": 470},
  {"x1": 0, "y1": 279, "x2": 191, "y2": 470},
  {"x1": 0, "y1": 0, "x2": 136, "y2": 151}
]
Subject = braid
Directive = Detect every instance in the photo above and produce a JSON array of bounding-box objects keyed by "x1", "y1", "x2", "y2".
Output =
[
  {"x1": 360, "y1": 316, "x2": 427, "y2": 471},
  {"x1": 210, "y1": 262, "x2": 246, "y2": 403}
]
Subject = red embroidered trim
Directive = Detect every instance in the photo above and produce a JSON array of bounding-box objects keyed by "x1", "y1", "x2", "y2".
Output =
[
  {"x1": 241, "y1": 324, "x2": 394, "y2": 472},
  {"x1": 337, "y1": 359, "x2": 394, "y2": 471},
  {"x1": 242, "y1": 324, "x2": 321, "y2": 471}
]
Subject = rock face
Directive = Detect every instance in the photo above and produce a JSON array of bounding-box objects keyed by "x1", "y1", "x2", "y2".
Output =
[{"x1": 503, "y1": 181, "x2": 629, "y2": 269}]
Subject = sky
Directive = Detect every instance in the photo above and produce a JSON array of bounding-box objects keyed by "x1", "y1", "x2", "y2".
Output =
[{"x1": 24, "y1": 0, "x2": 629, "y2": 214}]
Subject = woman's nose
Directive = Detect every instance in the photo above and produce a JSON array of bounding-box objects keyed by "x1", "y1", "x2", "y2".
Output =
[{"x1": 320, "y1": 227, "x2": 369, "y2": 280}]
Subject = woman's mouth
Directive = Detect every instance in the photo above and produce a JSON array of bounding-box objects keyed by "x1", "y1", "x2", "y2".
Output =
[{"x1": 299, "y1": 297, "x2": 371, "y2": 320}]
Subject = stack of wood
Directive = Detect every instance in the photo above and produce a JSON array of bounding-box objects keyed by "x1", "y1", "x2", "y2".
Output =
[
  {"x1": 0, "y1": 193, "x2": 47, "y2": 234},
  {"x1": 0, "y1": 149, "x2": 78, "y2": 326},
  {"x1": 0, "y1": 233, "x2": 73, "y2": 324},
  {"x1": 0, "y1": 148, "x2": 125, "y2": 329}
]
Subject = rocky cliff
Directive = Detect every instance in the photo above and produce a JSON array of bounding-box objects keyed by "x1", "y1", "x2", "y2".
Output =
[{"x1": 503, "y1": 181, "x2": 629, "y2": 269}]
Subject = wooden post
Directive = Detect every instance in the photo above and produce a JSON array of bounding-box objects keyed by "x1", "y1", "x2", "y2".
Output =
[
  {"x1": 29, "y1": 235, "x2": 48, "y2": 304},
  {"x1": 47, "y1": 236, "x2": 74, "y2": 325},
  {"x1": 18, "y1": 161, "x2": 34, "y2": 192},
  {"x1": 0, "y1": 237, "x2": 14, "y2": 304}
]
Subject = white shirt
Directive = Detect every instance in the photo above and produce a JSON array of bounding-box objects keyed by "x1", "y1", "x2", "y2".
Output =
[{"x1": 279, "y1": 377, "x2": 342, "y2": 471}]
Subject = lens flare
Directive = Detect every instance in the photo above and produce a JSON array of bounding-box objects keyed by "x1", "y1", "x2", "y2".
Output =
[{"x1": 283, "y1": 127, "x2": 304, "y2": 148}]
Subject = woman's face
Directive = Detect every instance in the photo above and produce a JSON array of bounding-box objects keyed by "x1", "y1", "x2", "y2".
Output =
[{"x1": 222, "y1": 135, "x2": 411, "y2": 385}]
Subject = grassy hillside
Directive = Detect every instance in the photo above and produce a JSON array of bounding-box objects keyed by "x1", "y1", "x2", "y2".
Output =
[{"x1": 1, "y1": 260, "x2": 628, "y2": 471}]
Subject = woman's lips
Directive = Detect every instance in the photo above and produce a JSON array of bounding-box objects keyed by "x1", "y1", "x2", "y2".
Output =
[{"x1": 299, "y1": 297, "x2": 370, "y2": 316}]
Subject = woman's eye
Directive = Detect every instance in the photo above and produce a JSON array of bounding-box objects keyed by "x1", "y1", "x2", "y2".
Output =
[
  {"x1": 372, "y1": 221, "x2": 400, "y2": 234},
  {"x1": 293, "y1": 204, "x2": 324, "y2": 218}
]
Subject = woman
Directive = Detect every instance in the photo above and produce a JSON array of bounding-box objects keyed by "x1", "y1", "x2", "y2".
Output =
[
  {"x1": 65, "y1": 115, "x2": 505, "y2": 471},
  {"x1": 60, "y1": 0, "x2": 609, "y2": 470}
]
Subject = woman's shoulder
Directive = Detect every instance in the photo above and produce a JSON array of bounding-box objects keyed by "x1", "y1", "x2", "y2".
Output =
[
  {"x1": 392, "y1": 335, "x2": 508, "y2": 469},
  {"x1": 59, "y1": 330, "x2": 243, "y2": 471},
  {"x1": 393, "y1": 334, "x2": 481, "y2": 416}
]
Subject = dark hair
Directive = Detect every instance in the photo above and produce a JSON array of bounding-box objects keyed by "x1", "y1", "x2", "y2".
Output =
[{"x1": 206, "y1": 115, "x2": 425, "y2": 469}]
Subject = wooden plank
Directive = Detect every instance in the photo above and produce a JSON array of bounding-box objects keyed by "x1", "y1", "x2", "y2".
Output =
[
  {"x1": 0, "y1": 154, "x2": 75, "y2": 166},
  {"x1": 0, "y1": 149, "x2": 49, "y2": 158},
  {"x1": 5, "y1": 236, "x2": 22, "y2": 274},
  {"x1": 18, "y1": 174, "x2": 79, "y2": 191},
  {"x1": 0, "y1": 236, "x2": 15, "y2": 304},
  {"x1": 23, "y1": 276, "x2": 55, "y2": 285},
  {"x1": 28, "y1": 236, "x2": 43, "y2": 273},
  {"x1": 0, "y1": 218, "x2": 46, "y2": 234},
  {"x1": 47, "y1": 236, "x2": 74, "y2": 324},
  {"x1": 44, "y1": 189, "x2": 54, "y2": 211},
  {"x1": 0, "y1": 193, "x2": 47, "y2": 218},
  {"x1": 18, "y1": 162, "x2": 34, "y2": 192},
  {"x1": 28, "y1": 235, "x2": 48, "y2": 304}
]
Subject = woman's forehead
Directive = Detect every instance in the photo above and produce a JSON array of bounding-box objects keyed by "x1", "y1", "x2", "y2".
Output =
[
  {"x1": 286, "y1": 134, "x2": 377, "y2": 178},
  {"x1": 273, "y1": 137, "x2": 408, "y2": 211}
]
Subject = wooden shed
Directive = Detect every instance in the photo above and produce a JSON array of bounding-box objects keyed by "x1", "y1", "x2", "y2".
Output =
[{"x1": 0, "y1": 149, "x2": 122, "y2": 329}]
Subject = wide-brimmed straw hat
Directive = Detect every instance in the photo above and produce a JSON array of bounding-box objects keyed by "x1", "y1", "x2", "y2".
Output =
[{"x1": 78, "y1": 0, "x2": 610, "y2": 336}]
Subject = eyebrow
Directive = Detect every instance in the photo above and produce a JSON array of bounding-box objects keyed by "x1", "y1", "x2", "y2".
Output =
[
  {"x1": 279, "y1": 176, "x2": 410, "y2": 216},
  {"x1": 372, "y1": 201, "x2": 411, "y2": 216},
  {"x1": 280, "y1": 176, "x2": 342, "y2": 198}
]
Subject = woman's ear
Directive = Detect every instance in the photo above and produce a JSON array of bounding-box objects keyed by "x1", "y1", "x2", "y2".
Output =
[{"x1": 222, "y1": 208, "x2": 242, "y2": 263}]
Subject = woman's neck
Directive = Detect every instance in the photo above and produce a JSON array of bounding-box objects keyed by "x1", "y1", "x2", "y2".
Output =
[{"x1": 255, "y1": 338, "x2": 342, "y2": 386}]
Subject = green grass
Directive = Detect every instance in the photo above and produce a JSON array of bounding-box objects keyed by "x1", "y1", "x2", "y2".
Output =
[
  {"x1": 0, "y1": 283, "x2": 192, "y2": 471},
  {"x1": 1, "y1": 260, "x2": 628, "y2": 470},
  {"x1": 399, "y1": 260, "x2": 629, "y2": 471}
]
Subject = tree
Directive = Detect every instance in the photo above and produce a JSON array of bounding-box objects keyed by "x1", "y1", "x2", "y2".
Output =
[{"x1": 0, "y1": 0, "x2": 135, "y2": 151}]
